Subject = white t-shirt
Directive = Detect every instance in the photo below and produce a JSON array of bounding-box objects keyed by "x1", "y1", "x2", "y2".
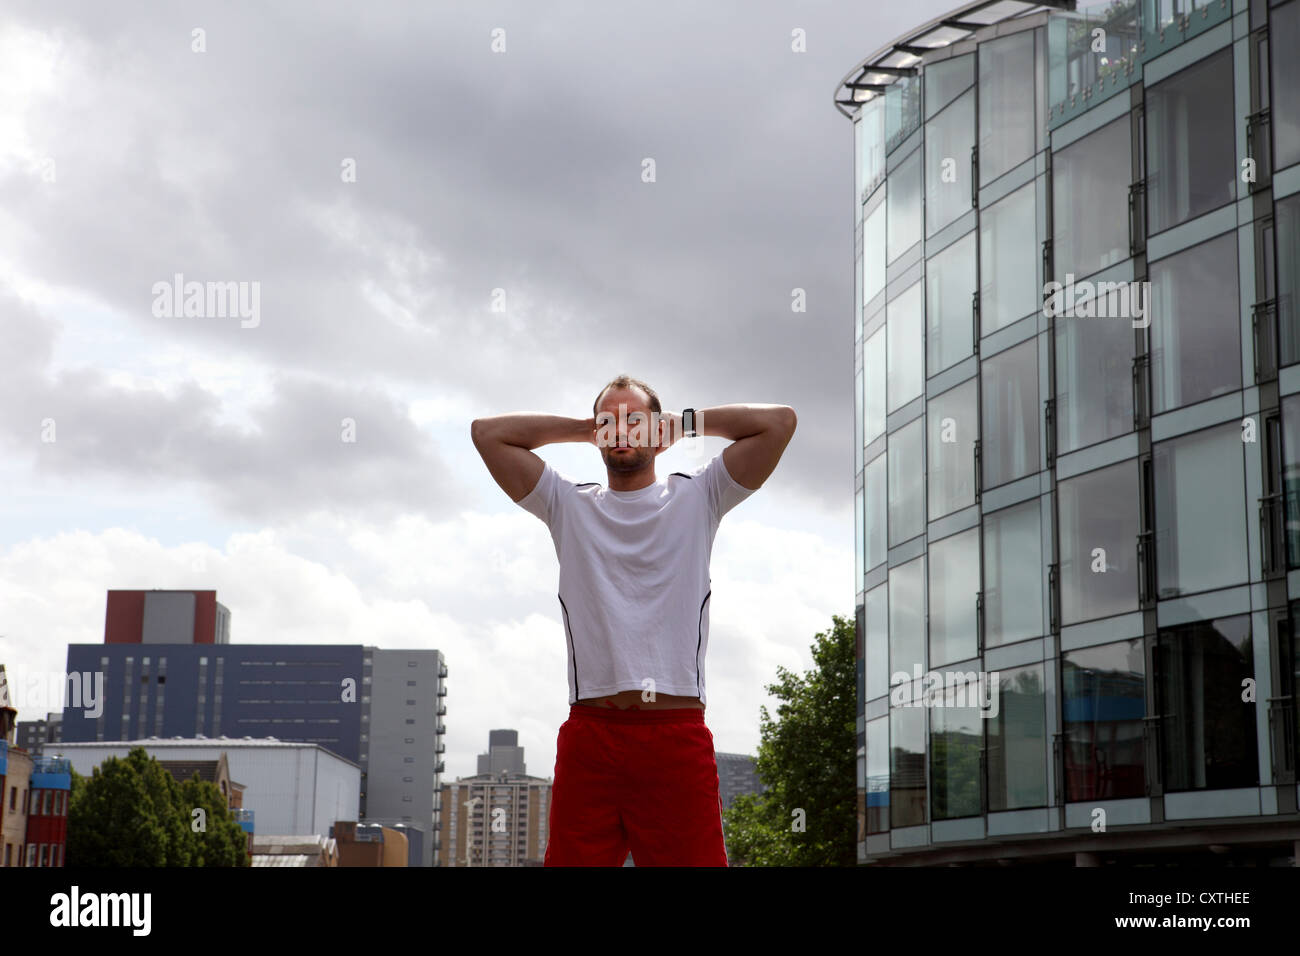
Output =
[{"x1": 516, "y1": 452, "x2": 756, "y2": 706}]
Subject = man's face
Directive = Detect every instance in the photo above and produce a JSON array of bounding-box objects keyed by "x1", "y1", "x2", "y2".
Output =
[{"x1": 595, "y1": 386, "x2": 660, "y2": 474}]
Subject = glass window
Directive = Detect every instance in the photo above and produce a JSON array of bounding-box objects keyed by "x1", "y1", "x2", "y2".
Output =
[
  {"x1": 926, "y1": 230, "x2": 977, "y2": 375},
  {"x1": 887, "y1": 148, "x2": 922, "y2": 263},
  {"x1": 1156, "y1": 615, "x2": 1258, "y2": 791},
  {"x1": 1055, "y1": 309, "x2": 1134, "y2": 454},
  {"x1": 987, "y1": 662, "x2": 1047, "y2": 811},
  {"x1": 885, "y1": 74, "x2": 921, "y2": 154},
  {"x1": 889, "y1": 555, "x2": 926, "y2": 676},
  {"x1": 979, "y1": 180, "x2": 1038, "y2": 333},
  {"x1": 930, "y1": 692, "x2": 981, "y2": 820},
  {"x1": 1278, "y1": 194, "x2": 1300, "y2": 367},
  {"x1": 925, "y1": 53, "x2": 974, "y2": 120},
  {"x1": 1153, "y1": 422, "x2": 1249, "y2": 597},
  {"x1": 855, "y1": 485, "x2": 864, "y2": 591},
  {"x1": 1062, "y1": 639, "x2": 1146, "y2": 801},
  {"x1": 865, "y1": 451, "x2": 887, "y2": 571},
  {"x1": 886, "y1": 281, "x2": 924, "y2": 412},
  {"x1": 925, "y1": 89, "x2": 975, "y2": 238},
  {"x1": 983, "y1": 498, "x2": 1043, "y2": 647},
  {"x1": 890, "y1": 702, "x2": 926, "y2": 827},
  {"x1": 979, "y1": 31, "x2": 1036, "y2": 186},
  {"x1": 866, "y1": 583, "x2": 889, "y2": 701},
  {"x1": 927, "y1": 377, "x2": 977, "y2": 520},
  {"x1": 888, "y1": 418, "x2": 924, "y2": 546},
  {"x1": 1282, "y1": 393, "x2": 1300, "y2": 567},
  {"x1": 1052, "y1": 115, "x2": 1131, "y2": 280},
  {"x1": 866, "y1": 715, "x2": 889, "y2": 833},
  {"x1": 864, "y1": 200, "x2": 887, "y2": 306},
  {"x1": 1149, "y1": 231, "x2": 1240, "y2": 413},
  {"x1": 1273, "y1": 0, "x2": 1300, "y2": 171},
  {"x1": 1058, "y1": 460, "x2": 1139, "y2": 625},
  {"x1": 1145, "y1": 47, "x2": 1236, "y2": 234},
  {"x1": 855, "y1": 364, "x2": 864, "y2": 476},
  {"x1": 928, "y1": 527, "x2": 979, "y2": 668},
  {"x1": 981, "y1": 337, "x2": 1039, "y2": 489},
  {"x1": 859, "y1": 96, "x2": 887, "y2": 199},
  {"x1": 864, "y1": 326, "x2": 886, "y2": 442}
]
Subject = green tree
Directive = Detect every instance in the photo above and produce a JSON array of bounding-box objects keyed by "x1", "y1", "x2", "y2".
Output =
[
  {"x1": 68, "y1": 747, "x2": 191, "y2": 866},
  {"x1": 66, "y1": 747, "x2": 248, "y2": 866},
  {"x1": 722, "y1": 613, "x2": 857, "y2": 866},
  {"x1": 178, "y1": 775, "x2": 251, "y2": 866}
]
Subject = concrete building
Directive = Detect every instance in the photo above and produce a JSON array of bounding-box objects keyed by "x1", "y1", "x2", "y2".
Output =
[
  {"x1": 54, "y1": 738, "x2": 358, "y2": 837},
  {"x1": 17, "y1": 712, "x2": 62, "y2": 756},
  {"x1": 60, "y1": 590, "x2": 448, "y2": 866},
  {"x1": 838, "y1": 0, "x2": 1300, "y2": 865},
  {"x1": 440, "y1": 730, "x2": 551, "y2": 866},
  {"x1": 251, "y1": 834, "x2": 338, "y2": 867},
  {"x1": 0, "y1": 666, "x2": 71, "y2": 867},
  {"x1": 716, "y1": 752, "x2": 763, "y2": 811}
]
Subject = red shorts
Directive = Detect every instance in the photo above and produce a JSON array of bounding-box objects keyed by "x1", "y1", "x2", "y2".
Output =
[{"x1": 544, "y1": 704, "x2": 728, "y2": 867}]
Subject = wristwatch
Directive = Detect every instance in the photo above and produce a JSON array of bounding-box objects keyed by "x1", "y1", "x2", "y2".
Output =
[{"x1": 682, "y1": 408, "x2": 697, "y2": 438}]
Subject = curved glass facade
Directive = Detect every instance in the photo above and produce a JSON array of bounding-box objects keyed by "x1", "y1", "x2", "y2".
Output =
[{"x1": 845, "y1": 0, "x2": 1300, "y2": 866}]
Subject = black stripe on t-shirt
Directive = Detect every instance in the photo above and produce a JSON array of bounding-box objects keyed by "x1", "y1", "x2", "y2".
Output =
[
  {"x1": 695, "y1": 590, "x2": 711, "y2": 696},
  {"x1": 574, "y1": 482, "x2": 599, "y2": 488},
  {"x1": 557, "y1": 592, "x2": 580, "y2": 698},
  {"x1": 669, "y1": 472, "x2": 693, "y2": 479}
]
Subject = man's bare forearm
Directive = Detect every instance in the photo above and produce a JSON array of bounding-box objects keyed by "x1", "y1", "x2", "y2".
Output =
[
  {"x1": 694, "y1": 404, "x2": 796, "y2": 441},
  {"x1": 471, "y1": 412, "x2": 594, "y2": 450}
]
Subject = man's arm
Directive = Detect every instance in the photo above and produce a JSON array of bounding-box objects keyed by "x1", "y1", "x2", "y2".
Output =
[
  {"x1": 470, "y1": 413, "x2": 595, "y2": 502},
  {"x1": 694, "y1": 404, "x2": 797, "y2": 490}
]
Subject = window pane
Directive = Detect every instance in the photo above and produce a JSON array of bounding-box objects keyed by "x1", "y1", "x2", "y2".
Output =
[
  {"x1": 888, "y1": 418, "x2": 924, "y2": 546},
  {"x1": 859, "y1": 97, "x2": 887, "y2": 199},
  {"x1": 865, "y1": 715, "x2": 889, "y2": 833},
  {"x1": 1062, "y1": 639, "x2": 1146, "y2": 800},
  {"x1": 927, "y1": 377, "x2": 977, "y2": 520},
  {"x1": 1054, "y1": 310, "x2": 1134, "y2": 454},
  {"x1": 1157, "y1": 615, "x2": 1258, "y2": 791},
  {"x1": 925, "y1": 90, "x2": 975, "y2": 238},
  {"x1": 865, "y1": 451, "x2": 887, "y2": 571},
  {"x1": 866, "y1": 583, "x2": 889, "y2": 701},
  {"x1": 864, "y1": 201, "x2": 887, "y2": 305},
  {"x1": 1153, "y1": 422, "x2": 1249, "y2": 597},
  {"x1": 926, "y1": 231, "x2": 977, "y2": 374},
  {"x1": 979, "y1": 181, "x2": 1038, "y2": 333},
  {"x1": 886, "y1": 281, "x2": 924, "y2": 412},
  {"x1": 1282, "y1": 394, "x2": 1300, "y2": 567},
  {"x1": 1149, "y1": 232, "x2": 1240, "y2": 413},
  {"x1": 1278, "y1": 194, "x2": 1300, "y2": 367},
  {"x1": 855, "y1": 485, "x2": 864, "y2": 591},
  {"x1": 928, "y1": 527, "x2": 979, "y2": 667},
  {"x1": 1145, "y1": 48, "x2": 1236, "y2": 234},
  {"x1": 925, "y1": 53, "x2": 974, "y2": 120},
  {"x1": 864, "y1": 326, "x2": 886, "y2": 442},
  {"x1": 889, "y1": 555, "x2": 926, "y2": 676},
  {"x1": 1052, "y1": 115, "x2": 1130, "y2": 279},
  {"x1": 1058, "y1": 460, "x2": 1139, "y2": 625},
  {"x1": 1273, "y1": 1, "x2": 1300, "y2": 171},
  {"x1": 987, "y1": 662, "x2": 1047, "y2": 811},
  {"x1": 889, "y1": 704, "x2": 926, "y2": 827},
  {"x1": 887, "y1": 149, "x2": 922, "y2": 263},
  {"x1": 930, "y1": 694, "x2": 981, "y2": 820},
  {"x1": 885, "y1": 74, "x2": 921, "y2": 154},
  {"x1": 979, "y1": 31, "x2": 1036, "y2": 186},
  {"x1": 855, "y1": 364, "x2": 864, "y2": 475},
  {"x1": 983, "y1": 498, "x2": 1043, "y2": 647},
  {"x1": 981, "y1": 337, "x2": 1040, "y2": 488}
]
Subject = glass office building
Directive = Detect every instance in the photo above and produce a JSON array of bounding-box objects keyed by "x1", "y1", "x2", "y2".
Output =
[{"x1": 839, "y1": 0, "x2": 1300, "y2": 865}]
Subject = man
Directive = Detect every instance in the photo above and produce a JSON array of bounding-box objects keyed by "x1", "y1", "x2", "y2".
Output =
[{"x1": 470, "y1": 375, "x2": 796, "y2": 866}]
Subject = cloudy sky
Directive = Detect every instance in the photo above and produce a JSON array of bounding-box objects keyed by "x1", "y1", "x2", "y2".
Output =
[{"x1": 0, "y1": 0, "x2": 947, "y2": 781}]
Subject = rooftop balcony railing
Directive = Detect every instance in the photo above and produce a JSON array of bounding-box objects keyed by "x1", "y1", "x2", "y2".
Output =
[{"x1": 1047, "y1": 0, "x2": 1141, "y2": 128}]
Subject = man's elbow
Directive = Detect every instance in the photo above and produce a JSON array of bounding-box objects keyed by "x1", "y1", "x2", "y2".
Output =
[
  {"x1": 776, "y1": 406, "x2": 797, "y2": 436},
  {"x1": 470, "y1": 418, "x2": 490, "y2": 447}
]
